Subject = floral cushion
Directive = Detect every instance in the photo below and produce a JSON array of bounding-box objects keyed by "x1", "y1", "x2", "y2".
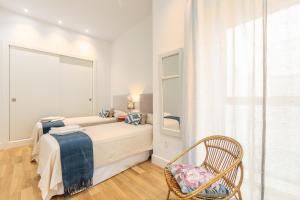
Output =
[{"x1": 168, "y1": 164, "x2": 229, "y2": 198}]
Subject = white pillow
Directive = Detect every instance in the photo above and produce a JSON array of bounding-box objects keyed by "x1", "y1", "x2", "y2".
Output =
[
  {"x1": 146, "y1": 113, "x2": 153, "y2": 124},
  {"x1": 114, "y1": 110, "x2": 127, "y2": 118},
  {"x1": 164, "y1": 112, "x2": 171, "y2": 117}
]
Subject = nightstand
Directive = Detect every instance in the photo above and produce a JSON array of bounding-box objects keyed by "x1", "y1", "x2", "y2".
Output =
[{"x1": 117, "y1": 115, "x2": 127, "y2": 122}]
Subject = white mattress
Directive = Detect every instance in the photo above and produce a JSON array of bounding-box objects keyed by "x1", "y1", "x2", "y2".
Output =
[
  {"x1": 32, "y1": 116, "x2": 117, "y2": 161},
  {"x1": 37, "y1": 122, "x2": 153, "y2": 200}
]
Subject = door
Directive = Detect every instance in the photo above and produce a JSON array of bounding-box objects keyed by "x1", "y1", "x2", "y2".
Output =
[
  {"x1": 59, "y1": 56, "x2": 93, "y2": 117},
  {"x1": 9, "y1": 47, "x2": 94, "y2": 141},
  {"x1": 9, "y1": 46, "x2": 60, "y2": 141}
]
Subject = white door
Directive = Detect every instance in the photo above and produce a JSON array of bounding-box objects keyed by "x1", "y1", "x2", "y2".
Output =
[
  {"x1": 9, "y1": 47, "x2": 94, "y2": 141},
  {"x1": 59, "y1": 56, "x2": 93, "y2": 117},
  {"x1": 10, "y1": 47, "x2": 60, "y2": 141}
]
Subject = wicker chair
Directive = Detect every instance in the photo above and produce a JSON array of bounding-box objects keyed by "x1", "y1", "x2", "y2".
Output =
[{"x1": 164, "y1": 135, "x2": 244, "y2": 200}]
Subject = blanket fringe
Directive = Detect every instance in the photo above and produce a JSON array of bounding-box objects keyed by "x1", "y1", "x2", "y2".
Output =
[{"x1": 64, "y1": 178, "x2": 93, "y2": 196}]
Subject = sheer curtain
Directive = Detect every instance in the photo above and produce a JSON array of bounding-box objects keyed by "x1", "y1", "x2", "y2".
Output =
[
  {"x1": 265, "y1": 0, "x2": 300, "y2": 199},
  {"x1": 184, "y1": 0, "x2": 263, "y2": 199},
  {"x1": 184, "y1": 0, "x2": 300, "y2": 199}
]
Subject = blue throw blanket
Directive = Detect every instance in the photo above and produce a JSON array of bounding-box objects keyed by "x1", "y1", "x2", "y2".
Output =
[
  {"x1": 41, "y1": 120, "x2": 65, "y2": 134},
  {"x1": 52, "y1": 132, "x2": 94, "y2": 196},
  {"x1": 164, "y1": 115, "x2": 180, "y2": 125}
]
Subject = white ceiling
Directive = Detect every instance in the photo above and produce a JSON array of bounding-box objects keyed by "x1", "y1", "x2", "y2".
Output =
[{"x1": 0, "y1": 0, "x2": 152, "y2": 40}]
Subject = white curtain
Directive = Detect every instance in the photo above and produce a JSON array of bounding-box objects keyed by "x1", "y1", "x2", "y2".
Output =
[
  {"x1": 183, "y1": 0, "x2": 263, "y2": 199},
  {"x1": 265, "y1": 0, "x2": 300, "y2": 199},
  {"x1": 182, "y1": 0, "x2": 199, "y2": 162},
  {"x1": 183, "y1": 0, "x2": 300, "y2": 199}
]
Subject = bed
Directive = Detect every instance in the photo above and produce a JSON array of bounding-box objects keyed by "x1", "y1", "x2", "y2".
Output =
[
  {"x1": 31, "y1": 115, "x2": 118, "y2": 161},
  {"x1": 37, "y1": 122, "x2": 153, "y2": 200},
  {"x1": 36, "y1": 93, "x2": 153, "y2": 200},
  {"x1": 32, "y1": 94, "x2": 133, "y2": 161}
]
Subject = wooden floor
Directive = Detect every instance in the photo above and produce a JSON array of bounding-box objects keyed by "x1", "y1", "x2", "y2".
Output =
[{"x1": 0, "y1": 145, "x2": 172, "y2": 200}]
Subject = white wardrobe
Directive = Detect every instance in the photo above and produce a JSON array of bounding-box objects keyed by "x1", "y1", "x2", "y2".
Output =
[{"x1": 9, "y1": 46, "x2": 93, "y2": 141}]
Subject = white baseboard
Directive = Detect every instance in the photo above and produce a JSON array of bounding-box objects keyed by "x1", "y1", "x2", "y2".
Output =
[
  {"x1": 0, "y1": 142, "x2": 5, "y2": 149},
  {"x1": 1, "y1": 138, "x2": 32, "y2": 149},
  {"x1": 151, "y1": 154, "x2": 169, "y2": 168}
]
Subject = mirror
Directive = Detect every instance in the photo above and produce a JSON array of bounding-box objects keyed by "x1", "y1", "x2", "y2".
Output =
[
  {"x1": 162, "y1": 54, "x2": 180, "y2": 76},
  {"x1": 160, "y1": 50, "x2": 182, "y2": 136}
]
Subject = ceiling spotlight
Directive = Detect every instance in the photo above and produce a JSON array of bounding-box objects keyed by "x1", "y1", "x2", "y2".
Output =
[
  {"x1": 85, "y1": 29, "x2": 89, "y2": 33},
  {"x1": 58, "y1": 20, "x2": 62, "y2": 25},
  {"x1": 24, "y1": 8, "x2": 29, "y2": 13}
]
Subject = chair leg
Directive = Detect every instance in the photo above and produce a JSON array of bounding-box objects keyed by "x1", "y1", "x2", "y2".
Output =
[
  {"x1": 166, "y1": 189, "x2": 171, "y2": 200},
  {"x1": 237, "y1": 190, "x2": 242, "y2": 200}
]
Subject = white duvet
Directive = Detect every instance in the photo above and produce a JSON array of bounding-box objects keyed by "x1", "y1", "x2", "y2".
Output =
[
  {"x1": 37, "y1": 122, "x2": 153, "y2": 200},
  {"x1": 32, "y1": 116, "x2": 117, "y2": 161}
]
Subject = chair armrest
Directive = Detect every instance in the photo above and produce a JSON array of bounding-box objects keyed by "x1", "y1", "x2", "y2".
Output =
[{"x1": 167, "y1": 138, "x2": 207, "y2": 165}]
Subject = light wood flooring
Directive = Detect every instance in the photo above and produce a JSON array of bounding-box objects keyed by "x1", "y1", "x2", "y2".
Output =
[{"x1": 0, "y1": 145, "x2": 172, "y2": 200}]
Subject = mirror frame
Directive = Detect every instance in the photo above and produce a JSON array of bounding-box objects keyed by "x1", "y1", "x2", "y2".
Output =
[{"x1": 159, "y1": 48, "x2": 183, "y2": 138}]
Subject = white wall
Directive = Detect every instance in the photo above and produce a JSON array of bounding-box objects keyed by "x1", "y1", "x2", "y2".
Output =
[
  {"x1": 111, "y1": 16, "x2": 152, "y2": 100},
  {"x1": 0, "y1": 8, "x2": 111, "y2": 147},
  {"x1": 152, "y1": 0, "x2": 186, "y2": 167}
]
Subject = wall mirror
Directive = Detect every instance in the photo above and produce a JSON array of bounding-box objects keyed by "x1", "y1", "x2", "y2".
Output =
[{"x1": 159, "y1": 49, "x2": 182, "y2": 137}]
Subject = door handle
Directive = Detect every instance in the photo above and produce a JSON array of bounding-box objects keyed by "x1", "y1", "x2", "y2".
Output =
[
  {"x1": 89, "y1": 98, "x2": 92, "y2": 102},
  {"x1": 11, "y1": 98, "x2": 16, "y2": 102}
]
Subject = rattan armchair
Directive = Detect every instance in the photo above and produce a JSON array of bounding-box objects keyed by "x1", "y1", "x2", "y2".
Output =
[{"x1": 164, "y1": 135, "x2": 244, "y2": 200}]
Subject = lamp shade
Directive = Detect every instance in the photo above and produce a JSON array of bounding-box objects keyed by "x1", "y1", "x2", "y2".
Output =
[{"x1": 127, "y1": 101, "x2": 135, "y2": 110}]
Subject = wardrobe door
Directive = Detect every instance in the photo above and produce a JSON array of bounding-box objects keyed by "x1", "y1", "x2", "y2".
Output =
[
  {"x1": 9, "y1": 47, "x2": 60, "y2": 141},
  {"x1": 59, "y1": 56, "x2": 93, "y2": 117}
]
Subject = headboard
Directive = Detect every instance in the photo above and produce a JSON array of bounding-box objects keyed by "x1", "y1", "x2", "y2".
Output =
[
  {"x1": 112, "y1": 93, "x2": 153, "y2": 113},
  {"x1": 139, "y1": 93, "x2": 153, "y2": 113},
  {"x1": 112, "y1": 95, "x2": 128, "y2": 112}
]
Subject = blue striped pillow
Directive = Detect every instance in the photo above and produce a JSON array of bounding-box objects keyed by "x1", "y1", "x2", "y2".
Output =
[
  {"x1": 125, "y1": 113, "x2": 141, "y2": 125},
  {"x1": 99, "y1": 109, "x2": 109, "y2": 118}
]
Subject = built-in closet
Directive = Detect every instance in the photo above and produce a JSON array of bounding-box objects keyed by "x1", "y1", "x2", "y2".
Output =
[{"x1": 9, "y1": 46, "x2": 93, "y2": 141}]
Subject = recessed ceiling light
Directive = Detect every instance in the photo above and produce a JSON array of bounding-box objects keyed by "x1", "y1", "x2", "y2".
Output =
[
  {"x1": 24, "y1": 8, "x2": 29, "y2": 13},
  {"x1": 85, "y1": 29, "x2": 89, "y2": 33},
  {"x1": 58, "y1": 20, "x2": 62, "y2": 25}
]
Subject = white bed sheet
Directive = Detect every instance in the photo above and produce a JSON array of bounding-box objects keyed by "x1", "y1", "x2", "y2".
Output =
[
  {"x1": 93, "y1": 151, "x2": 150, "y2": 185},
  {"x1": 32, "y1": 116, "x2": 117, "y2": 161},
  {"x1": 37, "y1": 122, "x2": 153, "y2": 200}
]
